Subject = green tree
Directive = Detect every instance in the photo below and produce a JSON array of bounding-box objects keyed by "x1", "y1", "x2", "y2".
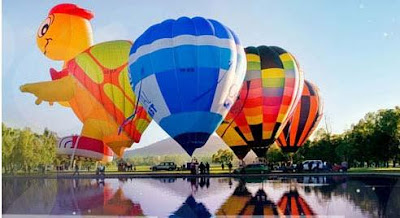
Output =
[
  {"x1": 2, "y1": 123, "x2": 57, "y2": 174},
  {"x1": 266, "y1": 144, "x2": 287, "y2": 163},
  {"x1": 2, "y1": 124, "x2": 17, "y2": 173},
  {"x1": 212, "y1": 149, "x2": 233, "y2": 164}
]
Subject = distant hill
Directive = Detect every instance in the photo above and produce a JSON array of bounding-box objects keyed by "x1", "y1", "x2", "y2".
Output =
[{"x1": 124, "y1": 135, "x2": 230, "y2": 158}]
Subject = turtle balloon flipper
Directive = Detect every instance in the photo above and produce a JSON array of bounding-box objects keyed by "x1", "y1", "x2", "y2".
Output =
[
  {"x1": 20, "y1": 75, "x2": 75, "y2": 105},
  {"x1": 50, "y1": 68, "x2": 71, "y2": 107}
]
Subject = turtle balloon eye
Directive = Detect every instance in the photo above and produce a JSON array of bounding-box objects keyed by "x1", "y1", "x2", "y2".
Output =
[{"x1": 37, "y1": 17, "x2": 51, "y2": 38}]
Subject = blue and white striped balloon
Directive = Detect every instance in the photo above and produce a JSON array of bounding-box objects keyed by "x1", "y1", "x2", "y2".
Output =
[{"x1": 128, "y1": 17, "x2": 246, "y2": 155}]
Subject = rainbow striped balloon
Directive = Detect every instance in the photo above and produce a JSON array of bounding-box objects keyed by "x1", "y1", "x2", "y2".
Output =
[{"x1": 217, "y1": 46, "x2": 304, "y2": 158}]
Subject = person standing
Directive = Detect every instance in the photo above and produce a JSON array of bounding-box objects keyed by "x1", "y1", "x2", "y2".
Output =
[
  {"x1": 73, "y1": 164, "x2": 79, "y2": 176},
  {"x1": 205, "y1": 162, "x2": 210, "y2": 174},
  {"x1": 228, "y1": 162, "x2": 233, "y2": 173},
  {"x1": 221, "y1": 163, "x2": 225, "y2": 171},
  {"x1": 199, "y1": 162, "x2": 205, "y2": 174},
  {"x1": 190, "y1": 162, "x2": 196, "y2": 175}
]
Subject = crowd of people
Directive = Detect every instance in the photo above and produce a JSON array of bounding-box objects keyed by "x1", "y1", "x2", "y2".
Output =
[
  {"x1": 117, "y1": 161, "x2": 135, "y2": 172},
  {"x1": 189, "y1": 161, "x2": 211, "y2": 175},
  {"x1": 188, "y1": 159, "x2": 233, "y2": 175}
]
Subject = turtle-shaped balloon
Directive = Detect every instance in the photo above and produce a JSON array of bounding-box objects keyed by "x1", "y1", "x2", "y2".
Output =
[
  {"x1": 20, "y1": 4, "x2": 151, "y2": 158},
  {"x1": 64, "y1": 40, "x2": 152, "y2": 151}
]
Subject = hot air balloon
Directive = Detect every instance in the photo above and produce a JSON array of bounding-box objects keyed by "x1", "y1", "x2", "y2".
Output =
[
  {"x1": 56, "y1": 135, "x2": 113, "y2": 162},
  {"x1": 217, "y1": 46, "x2": 303, "y2": 158},
  {"x1": 128, "y1": 17, "x2": 246, "y2": 155},
  {"x1": 20, "y1": 4, "x2": 151, "y2": 159},
  {"x1": 276, "y1": 80, "x2": 323, "y2": 153}
]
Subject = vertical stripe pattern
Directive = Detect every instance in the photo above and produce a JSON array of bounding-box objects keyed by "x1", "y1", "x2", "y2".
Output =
[
  {"x1": 128, "y1": 17, "x2": 246, "y2": 155},
  {"x1": 216, "y1": 46, "x2": 303, "y2": 158},
  {"x1": 278, "y1": 190, "x2": 316, "y2": 217},
  {"x1": 277, "y1": 80, "x2": 323, "y2": 153}
]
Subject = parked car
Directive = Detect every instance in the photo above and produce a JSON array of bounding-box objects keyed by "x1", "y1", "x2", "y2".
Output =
[
  {"x1": 332, "y1": 162, "x2": 348, "y2": 172},
  {"x1": 275, "y1": 164, "x2": 298, "y2": 173},
  {"x1": 233, "y1": 164, "x2": 270, "y2": 174},
  {"x1": 151, "y1": 162, "x2": 177, "y2": 171},
  {"x1": 302, "y1": 160, "x2": 324, "y2": 171}
]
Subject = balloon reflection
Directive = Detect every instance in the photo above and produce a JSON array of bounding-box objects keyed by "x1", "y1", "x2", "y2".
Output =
[
  {"x1": 170, "y1": 195, "x2": 211, "y2": 218},
  {"x1": 217, "y1": 179, "x2": 281, "y2": 216},
  {"x1": 51, "y1": 179, "x2": 108, "y2": 215},
  {"x1": 216, "y1": 180, "x2": 252, "y2": 216},
  {"x1": 95, "y1": 188, "x2": 144, "y2": 216},
  {"x1": 277, "y1": 189, "x2": 315, "y2": 217},
  {"x1": 3, "y1": 176, "x2": 399, "y2": 217},
  {"x1": 51, "y1": 179, "x2": 144, "y2": 216}
]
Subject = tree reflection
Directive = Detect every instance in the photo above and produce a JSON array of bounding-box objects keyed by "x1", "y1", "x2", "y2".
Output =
[
  {"x1": 307, "y1": 176, "x2": 399, "y2": 217},
  {"x1": 3, "y1": 178, "x2": 58, "y2": 214}
]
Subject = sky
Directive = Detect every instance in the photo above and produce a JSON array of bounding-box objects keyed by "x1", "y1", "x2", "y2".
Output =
[{"x1": 3, "y1": 0, "x2": 400, "y2": 149}]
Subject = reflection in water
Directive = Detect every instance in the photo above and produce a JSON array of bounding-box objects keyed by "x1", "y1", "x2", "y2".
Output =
[
  {"x1": 98, "y1": 188, "x2": 144, "y2": 216},
  {"x1": 278, "y1": 189, "x2": 315, "y2": 217},
  {"x1": 216, "y1": 180, "x2": 252, "y2": 216},
  {"x1": 2, "y1": 176, "x2": 400, "y2": 217},
  {"x1": 50, "y1": 179, "x2": 144, "y2": 216},
  {"x1": 171, "y1": 195, "x2": 211, "y2": 218},
  {"x1": 311, "y1": 176, "x2": 399, "y2": 217},
  {"x1": 217, "y1": 180, "x2": 281, "y2": 216},
  {"x1": 240, "y1": 189, "x2": 280, "y2": 216},
  {"x1": 50, "y1": 179, "x2": 108, "y2": 215}
]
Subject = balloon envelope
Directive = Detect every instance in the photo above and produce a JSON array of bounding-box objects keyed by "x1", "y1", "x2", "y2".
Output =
[
  {"x1": 56, "y1": 136, "x2": 113, "y2": 163},
  {"x1": 25, "y1": 5, "x2": 151, "y2": 160},
  {"x1": 217, "y1": 46, "x2": 303, "y2": 158},
  {"x1": 128, "y1": 17, "x2": 246, "y2": 155},
  {"x1": 66, "y1": 40, "x2": 152, "y2": 155},
  {"x1": 276, "y1": 80, "x2": 323, "y2": 153}
]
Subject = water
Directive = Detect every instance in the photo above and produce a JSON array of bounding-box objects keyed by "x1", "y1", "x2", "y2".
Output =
[{"x1": 2, "y1": 175, "x2": 400, "y2": 217}]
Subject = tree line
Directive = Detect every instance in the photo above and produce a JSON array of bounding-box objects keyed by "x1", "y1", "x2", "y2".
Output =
[
  {"x1": 2, "y1": 123, "x2": 57, "y2": 174},
  {"x1": 267, "y1": 107, "x2": 400, "y2": 167},
  {"x1": 2, "y1": 106, "x2": 399, "y2": 173}
]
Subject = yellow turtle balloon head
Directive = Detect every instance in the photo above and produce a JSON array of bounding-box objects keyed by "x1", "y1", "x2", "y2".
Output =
[{"x1": 36, "y1": 3, "x2": 94, "y2": 61}]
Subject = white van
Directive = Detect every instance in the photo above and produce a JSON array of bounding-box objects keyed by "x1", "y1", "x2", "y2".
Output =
[{"x1": 302, "y1": 160, "x2": 323, "y2": 171}]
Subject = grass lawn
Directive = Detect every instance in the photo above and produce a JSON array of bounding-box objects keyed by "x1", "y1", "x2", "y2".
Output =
[
  {"x1": 4, "y1": 166, "x2": 400, "y2": 176},
  {"x1": 102, "y1": 165, "x2": 232, "y2": 174},
  {"x1": 348, "y1": 167, "x2": 400, "y2": 173}
]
